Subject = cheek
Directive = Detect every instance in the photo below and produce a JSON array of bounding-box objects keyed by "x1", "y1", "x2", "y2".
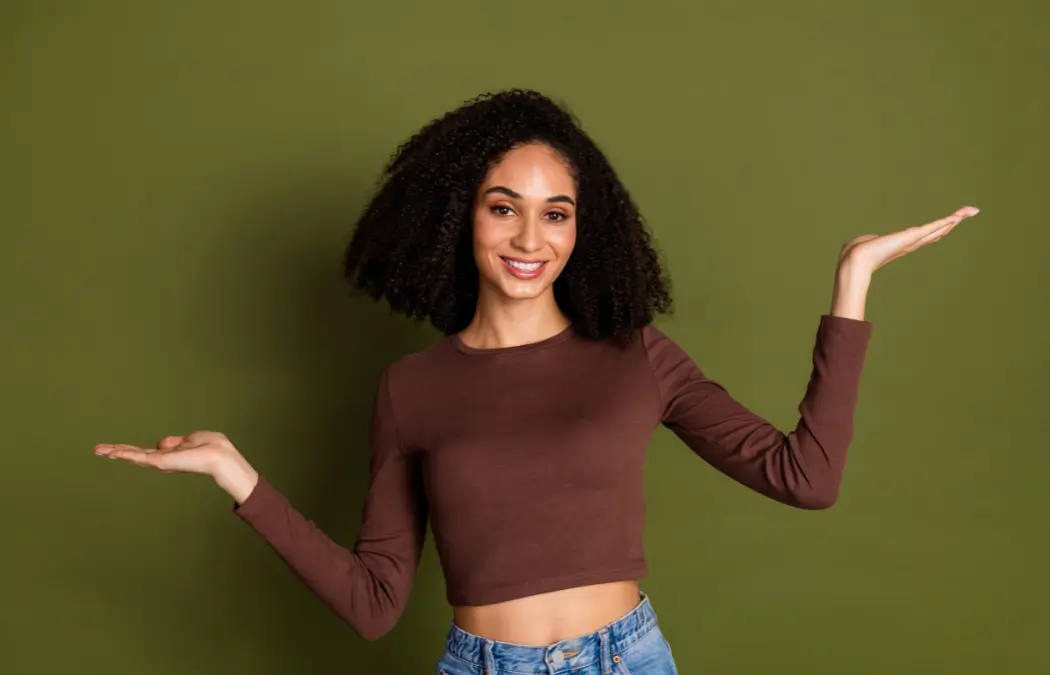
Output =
[
  {"x1": 550, "y1": 222, "x2": 577, "y2": 259},
  {"x1": 471, "y1": 212, "x2": 502, "y2": 256}
]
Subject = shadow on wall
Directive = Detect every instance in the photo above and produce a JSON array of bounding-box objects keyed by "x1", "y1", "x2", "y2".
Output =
[{"x1": 157, "y1": 166, "x2": 447, "y2": 672}]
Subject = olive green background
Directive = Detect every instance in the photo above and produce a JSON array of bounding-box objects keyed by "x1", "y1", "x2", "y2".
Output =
[{"x1": 2, "y1": 1, "x2": 1047, "y2": 673}]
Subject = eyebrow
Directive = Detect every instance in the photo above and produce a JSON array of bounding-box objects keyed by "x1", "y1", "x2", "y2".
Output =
[{"x1": 484, "y1": 186, "x2": 576, "y2": 206}]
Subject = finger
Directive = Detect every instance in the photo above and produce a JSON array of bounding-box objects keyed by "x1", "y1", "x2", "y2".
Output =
[
  {"x1": 880, "y1": 205, "x2": 977, "y2": 252},
  {"x1": 905, "y1": 219, "x2": 957, "y2": 253},
  {"x1": 96, "y1": 443, "x2": 163, "y2": 468},
  {"x1": 95, "y1": 442, "x2": 148, "y2": 454},
  {"x1": 922, "y1": 219, "x2": 960, "y2": 244},
  {"x1": 907, "y1": 211, "x2": 968, "y2": 251},
  {"x1": 94, "y1": 443, "x2": 122, "y2": 456},
  {"x1": 879, "y1": 218, "x2": 962, "y2": 268},
  {"x1": 104, "y1": 443, "x2": 151, "y2": 459},
  {"x1": 870, "y1": 206, "x2": 977, "y2": 268},
  {"x1": 924, "y1": 205, "x2": 979, "y2": 234}
]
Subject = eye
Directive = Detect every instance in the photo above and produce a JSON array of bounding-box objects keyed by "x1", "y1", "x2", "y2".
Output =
[
  {"x1": 490, "y1": 205, "x2": 514, "y2": 216},
  {"x1": 546, "y1": 211, "x2": 569, "y2": 222}
]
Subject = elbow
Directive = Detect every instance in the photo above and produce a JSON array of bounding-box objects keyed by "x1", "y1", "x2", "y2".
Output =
[
  {"x1": 353, "y1": 613, "x2": 398, "y2": 642},
  {"x1": 793, "y1": 483, "x2": 841, "y2": 510},
  {"x1": 788, "y1": 453, "x2": 846, "y2": 510},
  {"x1": 334, "y1": 593, "x2": 401, "y2": 642},
  {"x1": 342, "y1": 557, "x2": 417, "y2": 642},
  {"x1": 356, "y1": 625, "x2": 391, "y2": 643},
  {"x1": 797, "y1": 493, "x2": 838, "y2": 510},
  {"x1": 347, "y1": 587, "x2": 412, "y2": 642}
]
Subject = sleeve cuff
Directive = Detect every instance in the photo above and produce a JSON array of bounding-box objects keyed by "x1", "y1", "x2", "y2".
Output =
[
  {"x1": 232, "y1": 474, "x2": 285, "y2": 525},
  {"x1": 821, "y1": 313, "x2": 873, "y2": 328},
  {"x1": 818, "y1": 313, "x2": 874, "y2": 366}
]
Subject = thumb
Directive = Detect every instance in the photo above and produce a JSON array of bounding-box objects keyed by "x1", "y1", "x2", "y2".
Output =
[{"x1": 155, "y1": 435, "x2": 185, "y2": 450}]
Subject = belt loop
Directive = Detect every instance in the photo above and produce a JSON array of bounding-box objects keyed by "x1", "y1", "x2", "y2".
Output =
[
  {"x1": 483, "y1": 638, "x2": 496, "y2": 675},
  {"x1": 598, "y1": 627, "x2": 612, "y2": 675}
]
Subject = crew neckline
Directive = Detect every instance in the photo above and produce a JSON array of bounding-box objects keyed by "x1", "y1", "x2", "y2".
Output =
[{"x1": 450, "y1": 324, "x2": 575, "y2": 356}]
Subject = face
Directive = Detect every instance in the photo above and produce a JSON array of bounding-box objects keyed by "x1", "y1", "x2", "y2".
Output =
[{"x1": 472, "y1": 142, "x2": 578, "y2": 303}]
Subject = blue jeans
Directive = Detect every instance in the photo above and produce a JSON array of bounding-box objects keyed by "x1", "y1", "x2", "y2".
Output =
[{"x1": 435, "y1": 592, "x2": 678, "y2": 675}]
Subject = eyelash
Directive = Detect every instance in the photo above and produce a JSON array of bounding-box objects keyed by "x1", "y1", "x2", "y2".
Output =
[{"x1": 490, "y1": 206, "x2": 568, "y2": 221}]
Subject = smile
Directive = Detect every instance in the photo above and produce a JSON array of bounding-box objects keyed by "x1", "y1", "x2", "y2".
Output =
[{"x1": 500, "y1": 257, "x2": 548, "y2": 279}]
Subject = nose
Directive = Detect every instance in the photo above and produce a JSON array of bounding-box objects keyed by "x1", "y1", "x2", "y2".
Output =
[{"x1": 510, "y1": 213, "x2": 543, "y2": 253}]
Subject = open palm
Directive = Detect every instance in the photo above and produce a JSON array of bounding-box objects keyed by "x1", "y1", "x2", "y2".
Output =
[
  {"x1": 841, "y1": 205, "x2": 980, "y2": 272},
  {"x1": 94, "y1": 430, "x2": 234, "y2": 476}
]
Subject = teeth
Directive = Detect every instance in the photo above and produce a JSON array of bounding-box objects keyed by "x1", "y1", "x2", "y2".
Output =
[{"x1": 506, "y1": 259, "x2": 543, "y2": 271}]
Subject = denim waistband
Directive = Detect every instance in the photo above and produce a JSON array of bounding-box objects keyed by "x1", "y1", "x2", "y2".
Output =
[{"x1": 443, "y1": 592, "x2": 659, "y2": 674}]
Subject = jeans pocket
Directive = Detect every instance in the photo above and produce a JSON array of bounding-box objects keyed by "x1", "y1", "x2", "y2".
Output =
[
  {"x1": 613, "y1": 626, "x2": 678, "y2": 675},
  {"x1": 435, "y1": 651, "x2": 482, "y2": 675}
]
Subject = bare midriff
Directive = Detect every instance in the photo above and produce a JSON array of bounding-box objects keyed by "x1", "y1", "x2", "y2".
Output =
[{"x1": 452, "y1": 580, "x2": 641, "y2": 645}]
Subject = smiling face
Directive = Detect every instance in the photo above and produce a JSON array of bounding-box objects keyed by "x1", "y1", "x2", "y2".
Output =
[{"x1": 472, "y1": 142, "x2": 578, "y2": 304}]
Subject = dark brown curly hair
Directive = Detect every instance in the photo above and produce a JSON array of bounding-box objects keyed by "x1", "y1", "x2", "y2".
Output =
[{"x1": 342, "y1": 89, "x2": 673, "y2": 343}]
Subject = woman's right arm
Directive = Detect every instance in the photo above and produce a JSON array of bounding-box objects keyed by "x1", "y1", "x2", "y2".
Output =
[{"x1": 95, "y1": 368, "x2": 427, "y2": 642}]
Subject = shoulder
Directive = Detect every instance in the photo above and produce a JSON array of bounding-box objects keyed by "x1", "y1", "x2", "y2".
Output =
[
  {"x1": 370, "y1": 338, "x2": 457, "y2": 444},
  {"x1": 638, "y1": 323, "x2": 668, "y2": 346},
  {"x1": 381, "y1": 336, "x2": 457, "y2": 388},
  {"x1": 638, "y1": 323, "x2": 694, "y2": 367}
]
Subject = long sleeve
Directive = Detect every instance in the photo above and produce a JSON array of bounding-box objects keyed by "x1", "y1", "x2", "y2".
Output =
[
  {"x1": 642, "y1": 314, "x2": 873, "y2": 509},
  {"x1": 232, "y1": 367, "x2": 427, "y2": 641}
]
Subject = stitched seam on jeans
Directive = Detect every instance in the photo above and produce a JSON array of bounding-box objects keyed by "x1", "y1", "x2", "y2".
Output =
[
  {"x1": 442, "y1": 650, "x2": 479, "y2": 669},
  {"x1": 613, "y1": 622, "x2": 658, "y2": 662}
]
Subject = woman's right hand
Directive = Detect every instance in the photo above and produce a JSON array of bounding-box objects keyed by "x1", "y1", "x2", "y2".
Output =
[{"x1": 94, "y1": 430, "x2": 259, "y2": 503}]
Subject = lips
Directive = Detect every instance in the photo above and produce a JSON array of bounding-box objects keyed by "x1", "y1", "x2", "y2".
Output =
[{"x1": 500, "y1": 256, "x2": 548, "y2": 280}]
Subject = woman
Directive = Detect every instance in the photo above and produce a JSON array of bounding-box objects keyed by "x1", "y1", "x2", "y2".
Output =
[{"x1": 94, "y1": 89, "x2": 978, "y2": 674}]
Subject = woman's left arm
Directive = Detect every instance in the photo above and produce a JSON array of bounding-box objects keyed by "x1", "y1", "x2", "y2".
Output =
[{"x1": 646, "y1": 205, "x2": 979, "y2": 509}]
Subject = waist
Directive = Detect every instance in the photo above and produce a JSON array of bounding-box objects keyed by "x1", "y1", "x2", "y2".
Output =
[
  {"x1": 445, "y1": 590, "x2": 660, "y2": 674},
  {"x1": 453, "y1": 580, "x2": 641, "y2": 644}
]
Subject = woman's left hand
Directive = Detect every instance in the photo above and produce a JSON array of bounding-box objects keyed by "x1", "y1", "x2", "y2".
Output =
[
  {"x1": 830, "y1": 205, "x2": 980, "y2": 320},
  {"x1": 838, "y1": 205, "x2": 980, "y2": 275}
]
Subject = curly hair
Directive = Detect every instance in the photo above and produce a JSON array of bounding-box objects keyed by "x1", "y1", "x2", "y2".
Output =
[{"x1": 342, "y1": 89, "x2": 673, "y2": 343}]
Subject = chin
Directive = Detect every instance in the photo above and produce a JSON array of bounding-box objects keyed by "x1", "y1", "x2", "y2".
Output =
[{"x1": 495, "y1": 280, "x2": 551, "y2": 301}]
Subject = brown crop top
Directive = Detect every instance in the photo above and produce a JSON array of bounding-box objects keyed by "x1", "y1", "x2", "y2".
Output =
[{"x1": 233, "y1": 315, "x2": 873, "y2": 640}]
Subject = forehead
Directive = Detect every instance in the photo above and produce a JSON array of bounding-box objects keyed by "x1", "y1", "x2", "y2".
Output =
[{"x1": 481, "y1": 143, "x2": 576, "y2": 192}]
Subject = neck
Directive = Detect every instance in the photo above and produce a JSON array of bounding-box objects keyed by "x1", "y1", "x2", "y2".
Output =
[{"x1": 458, "y1": 287, "x2": 570, "y2": 350}]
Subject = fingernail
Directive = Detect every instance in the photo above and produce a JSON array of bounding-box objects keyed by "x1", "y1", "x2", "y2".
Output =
[{"x1": 970, "y1": 207, "x2": 980, "y2": 216}]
